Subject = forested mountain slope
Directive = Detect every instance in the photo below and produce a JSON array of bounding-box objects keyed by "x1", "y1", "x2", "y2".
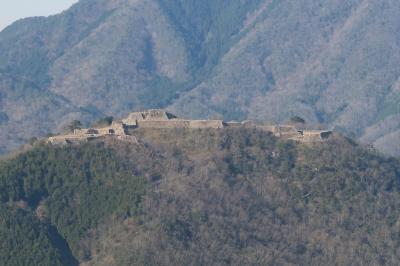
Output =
[
  {"x1": 0, "y1": 0, "x2": 399, "y2": 156},
  {"x1": 0, "y1": 129, "x2": 399, "y2": 265}
]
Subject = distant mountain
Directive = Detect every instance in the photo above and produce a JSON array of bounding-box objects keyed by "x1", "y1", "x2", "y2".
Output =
[
  {"x1": 0, "y1": 0, "x2": 399, "y2": 156},
  {"x1": 1, "y1": 129, "x2": 400, "y2": 265}
]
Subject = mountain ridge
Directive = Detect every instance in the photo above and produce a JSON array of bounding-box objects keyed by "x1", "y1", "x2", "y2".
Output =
[{"x1": 0, "y1": 0, "x2": 399, "y2": 156}]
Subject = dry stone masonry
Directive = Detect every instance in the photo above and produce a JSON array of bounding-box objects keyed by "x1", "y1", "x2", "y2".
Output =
[{"x1": 48, "y1": 109, "x2": 332, "y2": 145}]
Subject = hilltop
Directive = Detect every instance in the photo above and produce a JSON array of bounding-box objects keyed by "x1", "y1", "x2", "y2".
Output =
[
  {"x1": 0, "y1": 0, "x2": 399, "y2": 156},
  {"x1": 47, "y1": 109, "x2": 333, "y2": 145},
  {"x1": 0, "y1": 128, "x2": 399, "y2": 265}
]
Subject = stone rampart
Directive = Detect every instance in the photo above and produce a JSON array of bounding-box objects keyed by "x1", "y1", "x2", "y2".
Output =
[
  {"x1": 256, "y1": 125, "x2": 299, "y2": 138},
  {"x1": 136, "y1": 119, "x2": 226, "y2": 129},
  {"x1": 188, "y1": 120, "x2": 225, "y2": 129},
  {"x1": 226, "y1": 122, "x2": 243, "y2": 128},
  {"x1": 49, "y1": 110, "x2": 333, "y2": 145},
  {"x1": 257, "y1": 125, "x2": 278, "y2": 133},
  {"x1": 300, "y1": 130, "x2": 332, "y2": 142},
  {"x1": 123, "y1": 109, "x2": 178, "y2": 126},
  {"x1": 137, "y1": 120, "x2": 190, "y2": 128},
  {"x1": 95, "y1": 121, "x2": 126, "y2": 136}
]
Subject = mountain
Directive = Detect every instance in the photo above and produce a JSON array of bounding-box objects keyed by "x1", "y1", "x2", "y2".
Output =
[
  {"x1": 0, "y1": 129, "x2": 399, "y2": 265},
  {"x1": 0, "y1": 0, "x2": 399, "y2": 156}
]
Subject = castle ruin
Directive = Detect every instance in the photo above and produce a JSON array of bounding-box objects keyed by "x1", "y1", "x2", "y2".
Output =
[
  {"x1": 48, "y1": 109, "x2": 332, "y2": 145},
  {"x1": 122, "y1": 109, "x2": 225, "y2": 129}
]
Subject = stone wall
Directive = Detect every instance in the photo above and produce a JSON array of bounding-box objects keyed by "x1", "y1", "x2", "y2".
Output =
[
  {"x1": 136, "y1": 119, "x2": 226, "y2": 129},
  {"x1": 123, "y1": 110, "x2": 177, "y2": 126},
  {"x1": 74, "y1": 129, "x2": 93, "y2": 135},
  {"x1": 256, "y1": 125, "x2": 278, "y2": 133},
  {"x1": 137, "y1": 120, "x2": 190, "y2": 128},
  {"x1": 122, "y1": 118, "x2": 138, "y2": 127},
  {"x1": 188, "y1": 120, "x2": 225, "y2": 129},
  {"x1": 256, "y1": 125, "x2": 299, "y2": 138},
  {"x1": 95, "y1": 122, "x2": 126, "y2": 136},
  {"x1": 226, "y1": 122, "x2": 243, "y2": 128},
  {"x1": 49, "y1": 110, "x2": 333, "y2": 145},
  {"x1": 300, "y1": 130, "x2": 332, "y2": 142}
]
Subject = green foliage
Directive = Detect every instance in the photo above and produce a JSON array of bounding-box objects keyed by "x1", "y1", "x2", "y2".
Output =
[
  {"x1": 0, "y1": 142, "x2": 148, "y2": 261},
  {"x1": 377, "y1": 91, "x2": 400, "y2": 122},
  {"x1": 63, "y1": 120, "x2": 82, "y2": 133},
  {"x1": 289, "y1": 116, "x2": 306, "y2": 124},
  {"x1": 97, "y1": 129, "x2": 400, "y2": 265},
  {"x1": 0, "y1": 129, "x2": 399, "y2": 265},
  {"x1": 0, "y1": 18, "x2": 51, "y2": 88},
  {"x1": 0, "y1": 205, "x2": 64, "y2": 266},
  {"x1": 92, "y1": 116, "x2": 114, "y2": 127},
  {"x1": 0, "y1": 112, "x2": 8, "y2": 125},
  {"x1": 142, "y1": 76, "x2": 189, "y2": 107},
  {"x1": 28, "y1": 137, "x2": 38, "y2": 145},
  {"x1": 157, "y1": 0, "x2": 263, "y2": 78}
]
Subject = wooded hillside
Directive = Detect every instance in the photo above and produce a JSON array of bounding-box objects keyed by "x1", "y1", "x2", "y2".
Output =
[{"x1": 0, "y1": 129, "x2": 399, "y2": 265}]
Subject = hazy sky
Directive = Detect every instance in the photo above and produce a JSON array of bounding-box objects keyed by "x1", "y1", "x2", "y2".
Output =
[{"x1": 0, "y1": 0, "x2": 78, "y2": 31}]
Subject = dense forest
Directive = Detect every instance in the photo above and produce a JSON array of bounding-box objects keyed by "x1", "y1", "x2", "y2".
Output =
[{"x1": 0, "y1": 128, "x2": 399, "y2": 265}]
